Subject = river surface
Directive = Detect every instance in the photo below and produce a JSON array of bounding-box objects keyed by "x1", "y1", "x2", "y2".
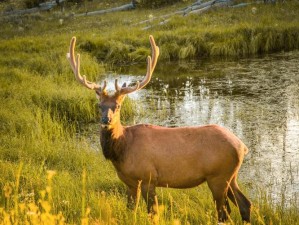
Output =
[{"x1": 101, "y1": 51, "x2": 299, "y2": 205}]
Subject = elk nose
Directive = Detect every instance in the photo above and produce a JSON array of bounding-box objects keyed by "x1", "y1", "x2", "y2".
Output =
[{"x1": 101, "y1": 117, "x2": 111, "y2": 125}]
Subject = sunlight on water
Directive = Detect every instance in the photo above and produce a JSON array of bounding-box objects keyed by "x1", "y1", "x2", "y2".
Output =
[{"x1": 103, "y1": 51, "x2": 299, "y2": 205}]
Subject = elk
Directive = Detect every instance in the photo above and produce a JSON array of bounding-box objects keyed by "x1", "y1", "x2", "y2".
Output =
[{"x1": 67, "y1": 35, "x2": 252, "y2": 223}]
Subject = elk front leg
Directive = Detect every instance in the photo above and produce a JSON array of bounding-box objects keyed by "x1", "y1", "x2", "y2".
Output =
[
  {"x1": 126, "y1": 186, "x2": 138, "y2": 210},
  {"x1": 141, "y1": 184, "x2": 157, "y2": 214}
]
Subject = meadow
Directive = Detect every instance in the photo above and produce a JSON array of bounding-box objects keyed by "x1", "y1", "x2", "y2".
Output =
[{"x1": 0, "y1": 0, "x2": 299, "y2": 224}]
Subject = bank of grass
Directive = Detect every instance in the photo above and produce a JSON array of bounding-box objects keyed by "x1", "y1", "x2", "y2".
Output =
[
  {"x1": 0, "y1": 0, "x2": 299, "y2": 224},
  {"x1": 0, "y1": 1, "x2": 299, "y2": 63}
]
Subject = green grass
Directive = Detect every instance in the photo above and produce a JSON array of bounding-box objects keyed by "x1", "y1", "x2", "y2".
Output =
[
  {"x1": 0, "y1": 0, "x2": 299, "y2": 224},
  {"x1": 1, "y1": 1, "x2": 299, "y2": 63}
]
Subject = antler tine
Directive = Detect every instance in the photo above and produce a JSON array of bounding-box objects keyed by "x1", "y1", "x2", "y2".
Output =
[
  {"x1": 137, "y1": 35, "x2": 159, "y2": 90},
  {"x1": 149, "y1": 35, "x2": 160, "y2": 72},
  {"x1": 116, "y1": 35, "x2": 159, "y2": 95},
  {"x1": 67, "y1": 37, "x2": 106, "y2": 92},
  {"x1": 115, "y1": 79, "x2": 121, "y2": 92},
  {"x1": 116, "y1": 78, "x2": 140, "y2": 95},
  {"x1": 102, "y1": 80, "x2": 107, "y2": 92}
]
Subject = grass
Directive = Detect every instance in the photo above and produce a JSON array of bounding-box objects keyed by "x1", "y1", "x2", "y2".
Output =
[
  {"x1": 1, "y1": 1, "x2": 299, "y2": 63},
  {"x1": 0, "y1": 0, "x2": 298, "y2": 224}
]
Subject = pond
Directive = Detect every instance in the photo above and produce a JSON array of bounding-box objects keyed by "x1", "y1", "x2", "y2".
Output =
[{"x1": 101, "y1": 51, "x2": 299, "y2": 205}]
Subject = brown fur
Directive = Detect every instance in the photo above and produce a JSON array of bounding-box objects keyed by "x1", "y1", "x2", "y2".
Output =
[
  {"x1": 98, "y1": 94, "x2": 252, "y2": 223},
  {"x1": 67, "y1": 35, "x2": 251, "y2": 223},
  {"x1": 100, "y1": 128, "x2": 127, "y2": 162}
]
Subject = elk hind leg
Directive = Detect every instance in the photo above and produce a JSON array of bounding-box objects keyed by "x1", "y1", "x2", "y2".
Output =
[
  {"x1": 225, "y1": 197, "x2": 231, "y2": 215},
  {"x1": 227, "y1": 176, "x2": 251, "y2": 222},
  {"x1": 207, "y1": 178, "x2": 231, "y2": 222}
]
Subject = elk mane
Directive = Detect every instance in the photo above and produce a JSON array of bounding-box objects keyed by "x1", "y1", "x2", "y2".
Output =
[{"x1": 100, "y1": 128, "x2": 127, "y2": 162}]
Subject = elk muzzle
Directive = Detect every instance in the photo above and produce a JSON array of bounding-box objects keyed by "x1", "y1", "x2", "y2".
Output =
[
  {"x1": 100, "y1": 107, "x2": 115, "y2": 128},
  {"x1": 101, "y1": 116, "x2": 111, "y2": 125}
]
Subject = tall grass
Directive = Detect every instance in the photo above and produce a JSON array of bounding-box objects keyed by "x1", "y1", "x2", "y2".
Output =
[
  {"x1": 1, "y1": 2, "x2": 298, "y2": 63},
  {"x1": 0, "y1": 0, "x2": 299, "y2": 224},
  {"x1": 43, "y1": 2, "x2": 299, "y2": 63},
  {"x1": 1, "y1": 169, "x2": 299, "y2": 224}
]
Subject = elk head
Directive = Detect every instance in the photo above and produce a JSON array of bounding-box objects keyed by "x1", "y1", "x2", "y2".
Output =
[{"x1": 67, "y1": 36, "x2": 159, "y2": 129}]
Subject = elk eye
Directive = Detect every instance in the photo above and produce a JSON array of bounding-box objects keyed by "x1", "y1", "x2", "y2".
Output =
[{"x1": 116, "y1": 104, "x2": 121, "y2": 109}]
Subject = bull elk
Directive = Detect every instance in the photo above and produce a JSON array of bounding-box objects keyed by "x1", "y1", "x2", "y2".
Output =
[{"x1": 67, "y1": 35, "x2": 251, "y2": 223}]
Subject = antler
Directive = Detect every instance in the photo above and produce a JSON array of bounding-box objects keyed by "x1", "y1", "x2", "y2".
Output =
[
  {"x1": 66, "y1": 37, "x2": 107, "y2": 93},
  {"x1": 67, "y1": 35, "x2": 159, "y2": 96},
  {"x1": 115, "y1": 35, "x2": 160, "y2": 95}
]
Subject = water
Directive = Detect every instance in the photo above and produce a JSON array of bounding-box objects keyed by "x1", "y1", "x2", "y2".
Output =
[{"x1": 101, "y1": 51, "x2": 299, "y2": 205}]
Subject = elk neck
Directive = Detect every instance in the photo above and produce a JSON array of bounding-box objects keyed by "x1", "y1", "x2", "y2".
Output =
[{"x1": 100, "y1": 120, "x2": 127, "y2": 162}]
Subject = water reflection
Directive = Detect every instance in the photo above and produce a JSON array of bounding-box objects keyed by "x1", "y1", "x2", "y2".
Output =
[{"x1": 102, "y1": 51, "x2": 299, "y2": 204}]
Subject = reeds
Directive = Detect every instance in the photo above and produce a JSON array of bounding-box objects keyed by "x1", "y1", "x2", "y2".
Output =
[
  {"x1": 34, "y1": 2, "x2": 296, "y2": 64},
  {"x1": 1, "y1": 169, "x2": 298, "y2": 224}
]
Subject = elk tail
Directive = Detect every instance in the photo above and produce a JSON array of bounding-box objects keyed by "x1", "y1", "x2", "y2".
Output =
[{"x1": 243, "y1": 144, "x2": 249, "y2": 155}]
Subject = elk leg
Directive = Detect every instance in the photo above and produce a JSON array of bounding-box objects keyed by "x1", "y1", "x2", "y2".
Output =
[
  {"x1": 227, "y1": 176, "x2": 251, "y2": 222},
  {"x1": 126, "y1": 186, "x2": 138, "y2": 210},
  {"x1": 207, "y1": 178, "x2": 230, "y2": 222},
  {"x1": 225, "y1": 197, "x2": 231, "y2": 215},
  {"x1": 141, "y1": 184, "x2": 157, "y2": 214}
]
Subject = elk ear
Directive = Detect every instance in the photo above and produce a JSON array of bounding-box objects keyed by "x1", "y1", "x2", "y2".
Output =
[
  {"x1": 95, "y1": 90, "x2": 101, "y2": 100},
  {"x1": 96, "y1": 90, "x2": 107, "y2": 100}
]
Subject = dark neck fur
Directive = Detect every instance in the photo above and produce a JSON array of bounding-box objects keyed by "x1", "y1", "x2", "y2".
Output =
[{"x1": 100, "y1": 124, "x2": 126, "y2": 162}]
